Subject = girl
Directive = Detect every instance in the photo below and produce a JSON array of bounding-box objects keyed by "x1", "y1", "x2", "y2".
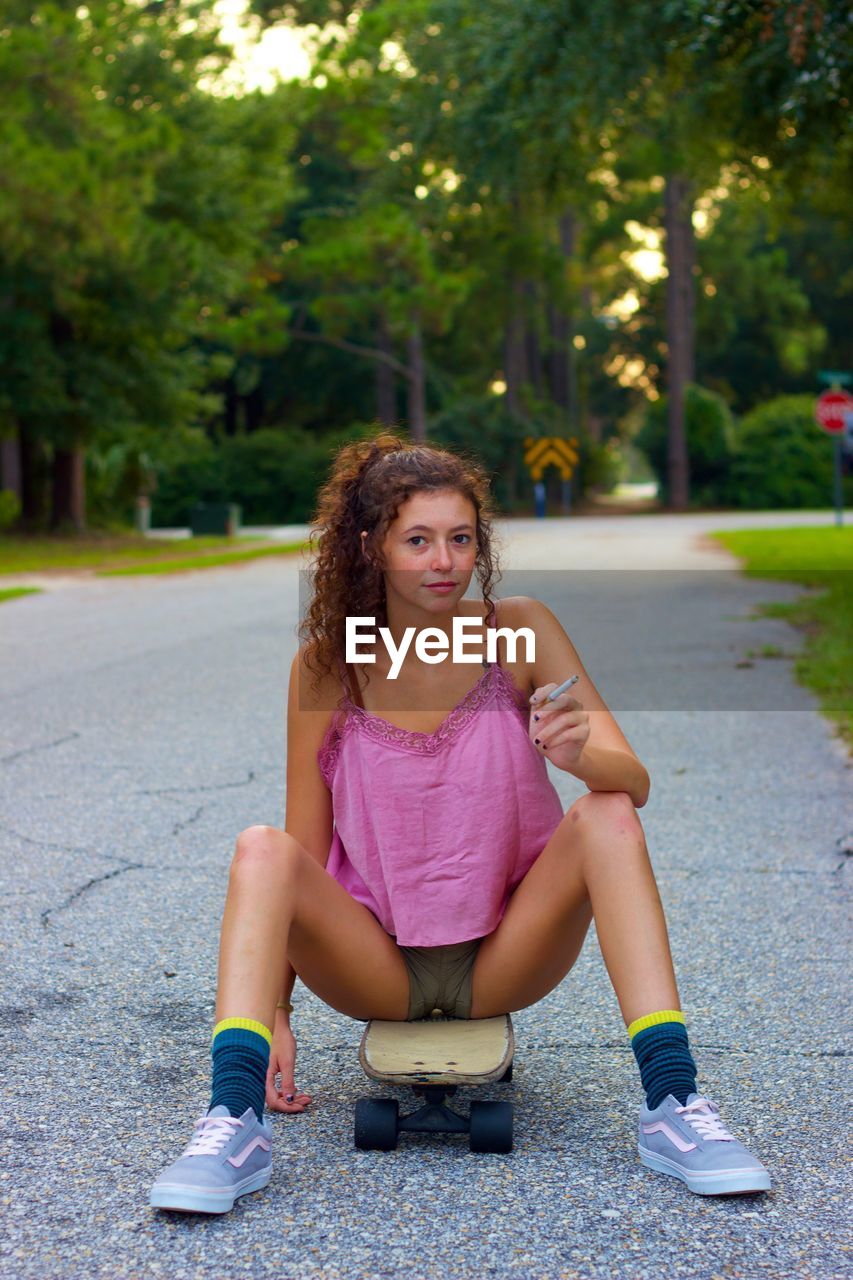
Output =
[{"x1": 150, "y1": 434, "x2": 770, "y2": 1213}]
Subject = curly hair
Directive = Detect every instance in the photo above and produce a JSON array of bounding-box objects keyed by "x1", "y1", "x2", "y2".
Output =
[{"x1": 299, "y1": 430, "x2": 503, "y2": 703}]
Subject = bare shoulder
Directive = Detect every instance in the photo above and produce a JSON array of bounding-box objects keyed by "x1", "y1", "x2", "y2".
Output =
[{"x1": 289, "y1": 642, "x2": 343, "y2": 716}]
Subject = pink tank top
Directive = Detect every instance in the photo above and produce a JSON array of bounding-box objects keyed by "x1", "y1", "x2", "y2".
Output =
[{"x1": 316, "y1": 618, "x2": 566, "y2": 946}]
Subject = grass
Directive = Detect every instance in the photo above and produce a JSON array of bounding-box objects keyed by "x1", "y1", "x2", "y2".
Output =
[
  {"x1": 711, "y1": 526, "x2": 852, "y2": 751},
  {"x1": 0, "y1": 532, "x2": 310, "y2": 576},
  {"x1": 0, "y1": 586, "x2": 42, "y2": 604}
]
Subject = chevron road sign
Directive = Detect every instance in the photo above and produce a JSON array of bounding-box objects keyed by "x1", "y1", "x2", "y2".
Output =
[{"x1": 523, "y1": 436, "x2": 579, "y2": 481}]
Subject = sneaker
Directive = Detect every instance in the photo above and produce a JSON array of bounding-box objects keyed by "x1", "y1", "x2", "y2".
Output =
[
  {"x1": 638, "y1": 1092, "x2": 771, "y2": 1196},
  {"x1": 150, "y1": 1105, "x2": 273, "y2": 1214}
]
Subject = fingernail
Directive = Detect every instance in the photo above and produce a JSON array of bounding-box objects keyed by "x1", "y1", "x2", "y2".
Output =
[
  {"x1": 533, "y1": 714, "x2": 539, "y2": 721},
  {"x1": 286, "y1": 1094, "x2": 294, "y2": 1102},
  {"x1": 534, "y1": 738, "x2": 540, "y2": 745}
]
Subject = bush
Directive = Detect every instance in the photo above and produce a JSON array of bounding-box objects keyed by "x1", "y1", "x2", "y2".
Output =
[
  {"x1": 725, "y1": 394, "x2": 853, "y2": 509},
  {"x1": 427, "y1": 396, "x2": 529, "y2": 511},
  {"x1": 636, "y1": 383, "x2": 736, "y2": 506},
  {"x1": 0, "y1": 488, "x2": 21, "y2": 532},
  {"x1": 149, "y1": 423, "x2": 376, "y2": 527}
]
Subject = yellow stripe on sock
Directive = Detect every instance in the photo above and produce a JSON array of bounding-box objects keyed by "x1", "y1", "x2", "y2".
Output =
[
  {"x1": 627, "y1": 1009, "x2": 686, "y2": 1040},
  {"x1": 211, "y1": 1016, "x2": 272, "y2": 1047}
]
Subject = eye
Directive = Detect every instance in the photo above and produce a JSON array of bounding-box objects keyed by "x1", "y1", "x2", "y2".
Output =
[{"x1": 407, "y1": 534, "x2": 471, "y2": 546}]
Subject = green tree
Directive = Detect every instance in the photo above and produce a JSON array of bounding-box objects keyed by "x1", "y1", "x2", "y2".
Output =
[{"x1": 0, "y1": 2, "x2": 297, "y2": 530}]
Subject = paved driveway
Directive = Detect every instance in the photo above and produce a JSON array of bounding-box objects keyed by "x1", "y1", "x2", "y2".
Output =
[{"x1": 0, "y1": 513, "x2": 849, "y2": 1279}]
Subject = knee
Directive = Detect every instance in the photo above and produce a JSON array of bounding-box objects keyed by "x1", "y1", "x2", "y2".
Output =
[
  {"x1": 231, "y1": 825, "x2": 300, "y2": 879},
  {"x1": 565, "y1": 792, "x2": 644, "y2": 842}
]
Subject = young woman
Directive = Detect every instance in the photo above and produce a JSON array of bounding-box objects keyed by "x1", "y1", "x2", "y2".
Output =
[{"x1": 150, "y1": 433, "x2": 770, "y2": 1213}]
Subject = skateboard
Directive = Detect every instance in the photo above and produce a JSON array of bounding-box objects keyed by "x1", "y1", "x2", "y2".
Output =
[{"x1": 354, "y1": 1012, "x2": 514, "y2": 1153}]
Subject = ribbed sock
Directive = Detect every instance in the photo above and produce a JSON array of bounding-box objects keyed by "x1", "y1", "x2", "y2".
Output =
[
  {"x1": 209, "y1": 1017, "x2": 271, "y2": 1122},
  {"x1": 628, "y1": 1009, "x2": 698, "y2": 1110}
]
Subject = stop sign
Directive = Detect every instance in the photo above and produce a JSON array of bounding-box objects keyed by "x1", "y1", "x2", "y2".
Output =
[{"x1": 815, "y1": 389, "x2": 853, "y2": 434}]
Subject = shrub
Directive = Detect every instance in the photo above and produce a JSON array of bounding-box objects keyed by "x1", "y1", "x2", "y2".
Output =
[
  {"x1": 636, "y1": 383, "x2": 736, "y2": 506},
  {"x1": 725, "y1": 394, "x2": 853, "y2": 509},
  {"x1": 149, "y1": 423, "x2": 376, "y2": 527},
  {"x1": 0, "y1": 488, "x2": 21, "y2": 532},
  {"x1": 427, "y1": 396, "x2": 529, "y2": 511}
]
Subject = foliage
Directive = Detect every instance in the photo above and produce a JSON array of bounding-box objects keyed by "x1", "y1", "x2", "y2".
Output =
[
  {"x1": 1, "y1": 1, "x2": 850, "y2": 527},
  {"x1": 726, "y1": 394, "x2": 853, "y2": 509},
  {"x1": 636, "y1": 384, "x2": 737, "y2": 506},
  {"x1": 150, "y1": 422, "x2": 374, "y2": 526},
  {"x1": 0, "y1": 490, "x2": 22, "y2": 532}
]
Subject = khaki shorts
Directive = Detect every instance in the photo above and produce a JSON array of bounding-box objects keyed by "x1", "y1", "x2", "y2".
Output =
[{"x1": 398, "y1": 939, "x2": 484, "y2": 1021}]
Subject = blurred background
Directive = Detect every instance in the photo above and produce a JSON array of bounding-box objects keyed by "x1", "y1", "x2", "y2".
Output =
[{"x1": 0, "y1": 0, "x2": 850, "y2": 534}]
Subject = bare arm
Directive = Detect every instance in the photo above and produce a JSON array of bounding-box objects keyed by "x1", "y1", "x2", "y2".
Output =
[
  {"x1": 280, "y1": 645, "x2": 336, "y2": 1017},
  {"x1": 524, "y1": 597, "x2": 651, "y2": 808}
]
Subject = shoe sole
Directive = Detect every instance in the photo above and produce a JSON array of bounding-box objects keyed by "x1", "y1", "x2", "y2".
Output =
[
  {"x1": 638, "y1": 1146, "x2": 771, "y2": 1196},
  {"x1": 150, "y1": 1167, "x2": 271, "y2": 1214}
]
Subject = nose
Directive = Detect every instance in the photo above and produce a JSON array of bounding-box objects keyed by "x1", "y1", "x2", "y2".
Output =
[{"x1": 431, "y1": 541, "x2": 454, "y2": 572}]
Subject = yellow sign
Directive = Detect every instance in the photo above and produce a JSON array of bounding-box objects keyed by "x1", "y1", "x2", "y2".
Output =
[{"x1": 523, "y1": 437, "x2": 579, "y2": 481}]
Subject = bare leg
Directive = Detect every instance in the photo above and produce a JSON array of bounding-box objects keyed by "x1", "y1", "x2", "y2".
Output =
[
  {"x1": 470, "y1": 792, "x2": 680, "y2": 1023},
  {"x1": 572, "y1": 793, "x2": 680, "y2": 1024},
  {"x1": 215, "y1": 826, "x2": 411, "y2": 1028}
]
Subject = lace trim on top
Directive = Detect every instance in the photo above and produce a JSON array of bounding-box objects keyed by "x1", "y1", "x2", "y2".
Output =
[{"x1": 317, "y1": 661, "x2": 529, "y2": 787}]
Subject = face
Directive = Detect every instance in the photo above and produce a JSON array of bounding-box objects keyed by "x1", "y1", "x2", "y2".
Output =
[{"x1": 362, "y1": 488, "x2": 478, "y2": 614}]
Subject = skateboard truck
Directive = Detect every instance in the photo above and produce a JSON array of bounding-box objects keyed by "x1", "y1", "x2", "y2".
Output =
[{"x1": 355, "y1": 1014, "x2": 515, "y2": 1153}]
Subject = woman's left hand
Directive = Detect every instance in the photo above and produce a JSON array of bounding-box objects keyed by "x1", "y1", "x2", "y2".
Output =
[{"x1": 528, "y1": 683, "x2": 590, "y2": 771}]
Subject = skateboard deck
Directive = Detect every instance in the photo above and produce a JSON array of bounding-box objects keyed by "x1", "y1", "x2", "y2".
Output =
[{"x1": 359, "y1": 1013, "x2": 514, "y2": 1087}]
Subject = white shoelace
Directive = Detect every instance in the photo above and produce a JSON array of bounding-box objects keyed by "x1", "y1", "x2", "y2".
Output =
[
  {"x1": 183, "y1": 1113, "x2": 244, "y2": 1157},
  {"x1": 675, "y1": 1097, "x2": 735, "y2": 1142}
]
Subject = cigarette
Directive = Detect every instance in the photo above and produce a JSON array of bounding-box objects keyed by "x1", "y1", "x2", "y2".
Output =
[{"x1": 538, "y1": 675, "x2": 579, "y2": 704}]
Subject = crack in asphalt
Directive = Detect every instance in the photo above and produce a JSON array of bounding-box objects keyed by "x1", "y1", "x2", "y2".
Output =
[
  {"x1": 138, "y1": 769, "x2": 258, "y2": 796},
  {"x1": 172, "y1": 805, "x2": 204, "y2": 836},
  {"x1": 40, "y1": 858, "x2": 144, "y2": 927},
  {"x1": 0, "y1": 822, "x2": 91, "y2": 854},
  {"x1": 0, "y1": 732, "x2": 80, "y2": 765}
]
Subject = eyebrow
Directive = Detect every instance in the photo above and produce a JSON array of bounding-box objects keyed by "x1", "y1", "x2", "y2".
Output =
[{"x1": 401, "y1": 524, "x2": 475, "y2": 534}]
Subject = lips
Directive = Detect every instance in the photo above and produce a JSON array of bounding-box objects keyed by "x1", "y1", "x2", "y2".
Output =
[{"x1": 425, "y1": 582, "x2": 456, "y2": 588}]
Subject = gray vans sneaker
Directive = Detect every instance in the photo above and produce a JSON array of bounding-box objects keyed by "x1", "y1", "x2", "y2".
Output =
[
  {"x1": 150, "y1": 1105, "x2": 273, "y2": 1214},
  {"x1": 638, "y1": 1093, "x2": 771, "y2": 1196}
]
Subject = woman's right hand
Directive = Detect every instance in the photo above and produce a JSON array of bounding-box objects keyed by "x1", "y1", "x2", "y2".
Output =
[{"x1": 265, "y1": 1015, "x2": 313, "y2": 1114}]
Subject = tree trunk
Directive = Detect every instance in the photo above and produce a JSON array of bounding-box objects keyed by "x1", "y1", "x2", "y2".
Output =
[
  {"x1": 523, "y1": 280, "x2": 544, "y2": 396},
  {"x1": 0, "y1": 434, "x2": 22, "y2": 500},
  {"x1": 504, "y1": 276, "x2": 531, "y2": 510},
  {"x1": 20, "y1": 429, "x2": 48, "y2": 528},
  {"x1": 50, "y1": 445, "x2": 87, "y2": 532},
  {"x1": 406, "y1": 321, "x2": 426, "y2": 442},
  {"x1": 548, "y1": 209, "x2": 578, "y2": 423},
  {"x1": 505, "y1": 276, "x2": 529, "y2": 417},
  {"x1": 664, "y1": 173, "x2": 695, "y2": 511},
  {"x1": 376, "y1": 315, "x2": 396, "y2": 425}
]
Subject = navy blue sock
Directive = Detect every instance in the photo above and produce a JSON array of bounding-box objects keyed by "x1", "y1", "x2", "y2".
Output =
[
  {"x1": 209, "y1": 1018, "x2": 271, "y2": 1122},
  {"x1": 628, "y1": 1010, "x2": 698, "y2": 1110}
]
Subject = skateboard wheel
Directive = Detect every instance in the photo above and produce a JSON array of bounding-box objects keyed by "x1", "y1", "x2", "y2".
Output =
[
  {"x1": 354, "y1": 1097, "x2": 399, "y2": 1151},
  {"x1": 469, "y1": 1100, "x2": 513, "y2": 1153}
]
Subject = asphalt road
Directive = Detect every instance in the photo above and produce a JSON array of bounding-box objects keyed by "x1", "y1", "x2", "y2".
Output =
[{"x1": 0, "y1": 512, "x2": 849, "y2": 1280}]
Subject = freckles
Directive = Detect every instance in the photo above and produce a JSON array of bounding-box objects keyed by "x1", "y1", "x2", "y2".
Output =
[{"x1": 570, "y1": 810, "x2": 580, "y2": 824}]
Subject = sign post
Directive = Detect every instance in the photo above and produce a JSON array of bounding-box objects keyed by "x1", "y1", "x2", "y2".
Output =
[
  {"x1": 523, "y1": 437, "x2": 580, "y2": 517},
  {"x1": 814, "y1": 380, "x2": 853, "y2": 528}
]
